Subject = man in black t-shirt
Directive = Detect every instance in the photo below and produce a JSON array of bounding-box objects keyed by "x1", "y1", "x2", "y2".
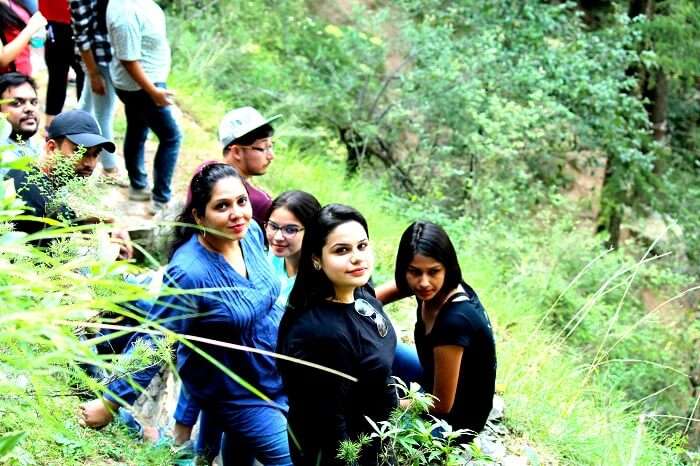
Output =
[{"x1": 4, "y1": 109, "x2": 131, "y2": 257}]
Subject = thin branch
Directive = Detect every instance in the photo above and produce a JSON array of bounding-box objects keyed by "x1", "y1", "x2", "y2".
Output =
[{"x1": 56, "y1": 320, "x2": 359, "y2": 383}]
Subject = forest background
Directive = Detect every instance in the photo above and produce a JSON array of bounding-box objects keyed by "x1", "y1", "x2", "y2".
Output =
[{"x1": 1, "y1": 0, "x2": 700, "y2": 464}]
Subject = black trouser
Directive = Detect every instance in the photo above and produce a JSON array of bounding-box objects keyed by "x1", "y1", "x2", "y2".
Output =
[{"x1": 44, "y1": 22, "x2": 84, "y2": 116}]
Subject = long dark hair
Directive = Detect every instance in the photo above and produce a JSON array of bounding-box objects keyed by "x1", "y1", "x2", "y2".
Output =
[
  {"x1": 394, "y1": 221, "x2": 462, "y2": 298},
  {"x1": 280, "y1": 204, "x2": 369, "y2": 339},
  {"x1": 267, "y1": 190, "x2": 321, "y2": 229},
  {"x1": 0, "y1": 2, "x2": 27, "y2": 32},
  {"x1": 170, "y1": 162, "x2": 243, "y2": 258}
]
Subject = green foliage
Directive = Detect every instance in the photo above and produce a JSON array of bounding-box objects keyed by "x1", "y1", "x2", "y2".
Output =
[
  {"x1": 337, "y1": 434, "x2": 371, "y2": 466},
  {"x1": 169, "y1": 7, "x2": 695, "y2": 454},
  {"x1": 340, "y1": 379, "x2": 486, "y2": 466},
  {"x1": 0, "y1": 432, "x2": 26, "y2": 461},
  {"x1": 640, "y1": 0, "x2": 700, "y2": 78},
  {"x1": 0, "y1": 149, "x2": 174, "y2": 464}
]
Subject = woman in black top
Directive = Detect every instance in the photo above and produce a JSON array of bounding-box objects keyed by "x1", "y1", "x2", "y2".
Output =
[
  {"x1": 277, "y1": 204, "x2": 397, "y2": 466},
  {"x1": 385, "y1": 221, "x2": 496, "y2": 441}
]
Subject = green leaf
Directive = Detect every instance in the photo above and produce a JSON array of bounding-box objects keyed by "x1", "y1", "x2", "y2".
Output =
[{"x1": 0, "y1": 431, "x2": 27, "y2": 459}]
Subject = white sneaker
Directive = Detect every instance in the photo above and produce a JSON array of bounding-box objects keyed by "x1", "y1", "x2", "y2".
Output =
[
  {"x1": 129, "y1": 187, "x2": 151, "y2": 201},
  {"x1": 149, "y1": 200, "x2": 167, "y2": 217}
]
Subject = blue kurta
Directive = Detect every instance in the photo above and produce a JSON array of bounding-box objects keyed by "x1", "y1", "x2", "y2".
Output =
[{"x1": 107, "y1": 222, "x2": 286, "y2": 410}]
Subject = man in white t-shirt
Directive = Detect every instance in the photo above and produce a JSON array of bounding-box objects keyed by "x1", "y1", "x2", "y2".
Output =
[{"x1": 106, "y1": 0, "x2": 181, "y2": 215}]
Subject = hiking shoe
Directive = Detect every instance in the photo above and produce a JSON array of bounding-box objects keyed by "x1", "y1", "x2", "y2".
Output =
[
  {"x1": 149, "y1": 200, "x2": 168, "y2": 217},
  {"x1": 129, "y1": 187, "x2": 152, "y2": 201}
]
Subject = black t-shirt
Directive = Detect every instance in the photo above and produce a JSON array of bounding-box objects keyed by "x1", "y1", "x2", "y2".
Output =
[
  {"x1": 278, "y1": 289, "x2": 398, "y2": 466},
  {"x1": 5, "y1": 168, "x2": 76, "y2": 236},
  {"x1": 414, "y1": 282, "x2": 496, "y2": 437}
]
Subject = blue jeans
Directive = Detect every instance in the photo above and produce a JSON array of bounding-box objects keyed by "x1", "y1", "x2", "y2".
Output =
[
  {"x1": 393, "y1": 342, "x2": 423, "y2": 386},
  {"x1": 174, "y1": 387, "x2": 223, "y2": 462},
  {"x1": 79, "y1": 64, "x2": 118, "y2": 170},
  {"x1": 213, "y1": 403, "x2": 291, "y2": 466},
  {"x1": 17, "y1": 0, "x2": 36, "y2": 13},
  {"x1": 115, "y1": 84, "x2": 182, "y2": 203}
]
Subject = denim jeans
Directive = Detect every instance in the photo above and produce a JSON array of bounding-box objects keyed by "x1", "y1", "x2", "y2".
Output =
[
  {"x1": 16, "y1": 0, "x2": 36, "y2": 13},
  {"x1": 213, "y1": 403, "x2": 292, "y2": 466},
  {"x1": 79, "y1": 65, "x2": 118, "y2": 170},
  {"x1": 115, "y1": 83, "x2": 182, "y2": 203},
  {"x1": 393, "y1": 342, "x2": 423, "y2": 386},
  {"x1": 174, "y1": 386, "x2": 223, "y2": 462}
]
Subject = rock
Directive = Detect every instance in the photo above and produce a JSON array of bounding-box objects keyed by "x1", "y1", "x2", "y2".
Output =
[
  {"x1": 502, "y1": 455, "x2": 528, "y2": 466},
  {"x1": 15, "y1": 374, "x2": 29, "y2": 389},
  {"x1": 486, "y1": 420, "x2": 508, "y2": 436},
  {"x1": 477, "y1": 435, "x2": 506, "y2": 461},
  {"x1": 489, "y1": 394, "x2": 505, "y2": 421},
  {"x1": 522, "y1": 445, "x2": 541, "y2": 466}
]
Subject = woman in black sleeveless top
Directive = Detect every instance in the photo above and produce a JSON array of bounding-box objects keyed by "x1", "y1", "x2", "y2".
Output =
[{"x1": 391, "y1": 221, "x2": 497, "y2": 440}]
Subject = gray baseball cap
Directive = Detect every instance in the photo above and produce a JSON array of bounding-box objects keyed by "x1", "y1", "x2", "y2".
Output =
[{"x1": 218, "y1": 106, "x2": 281, "y2": 148}]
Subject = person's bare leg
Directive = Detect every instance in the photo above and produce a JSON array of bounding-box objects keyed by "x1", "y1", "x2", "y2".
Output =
[
  {"x1": 142, "y1": 424, "x2": 160, "y2": 443},
  {"x1": 173, "y1": 422, "x2": 194, "y2": 445}
]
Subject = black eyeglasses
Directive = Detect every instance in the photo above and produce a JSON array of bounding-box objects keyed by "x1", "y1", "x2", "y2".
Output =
[
  {"x1": 265, "y1": 220, "x2": 304, "y2": 238},
  {"x1": 354, "y1": 298, "x2": 388, "y2": 338},
  {"x1": 238, "y1": 144, "x2": 274, "y2": 154}
]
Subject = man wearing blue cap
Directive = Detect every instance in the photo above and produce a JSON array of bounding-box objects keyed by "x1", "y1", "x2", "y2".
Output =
[{"x1": 4, "y1": 109, "x2": 130, "y2": 258}]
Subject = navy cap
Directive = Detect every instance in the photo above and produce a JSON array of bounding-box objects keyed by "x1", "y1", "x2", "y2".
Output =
[{"x1": 47, "y1": 109, "x2": 116, "y2": 153}]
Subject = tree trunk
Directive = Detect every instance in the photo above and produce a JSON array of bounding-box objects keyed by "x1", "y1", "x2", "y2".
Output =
[
  {"x1": 339, "y1": 127, "x2": 362, "y2": 177},
  {"x1": 628, "y1": 0, "x2": 652, "y2": 17},
  {"x1": 651, "y1": 69, "x2": 668, "y2": 174},
  {"x1": 578, "y1": 0, "x2": 613, "y2": 27},
  {"x1": 597, "y1": 0, "x2": 660, "y2": 246},
  {"x1": 629, "y1": 1, "x2": 667, "y2": 175},
  {"x1": 605, "y1": 205, "x2": 623, "y2": 250},
  {"x1": 597, "y1": 152, "x2": 623, "y2": 250}
]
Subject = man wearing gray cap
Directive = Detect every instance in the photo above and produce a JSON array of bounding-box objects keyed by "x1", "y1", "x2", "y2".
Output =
[{"x1": 219, "y1": 106, "x2": 281, "y2": 226}]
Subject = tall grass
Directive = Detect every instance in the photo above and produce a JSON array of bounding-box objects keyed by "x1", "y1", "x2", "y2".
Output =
[
  {"x1": 0, "y1": 205, "x2": 175, "y2": 464},
  {"x1": 0, "y1": 74, "x2": 687, "y2": 466},
  {"x1": 168, "y1": 72, "x2": 690, "y2": 464}
]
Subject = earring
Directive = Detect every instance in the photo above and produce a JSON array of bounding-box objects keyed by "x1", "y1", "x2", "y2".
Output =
[{"x1": 313, "y1": 262, "x2": 321, "y2": 271}]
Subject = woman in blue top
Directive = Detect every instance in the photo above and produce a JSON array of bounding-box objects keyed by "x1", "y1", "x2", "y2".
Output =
[
  {"x1": 169, "y1": 190, "x2": 322, "y2": 464},
  {"x1": 79, "y1": 163, "x2": 291, "y2": 466},
  {"x1": 265, "y1": 190, "x2": 321, "y2": 306}
]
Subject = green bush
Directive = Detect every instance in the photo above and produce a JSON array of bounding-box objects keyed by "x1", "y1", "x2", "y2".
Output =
[
  {"x1": 0, "y1": 153, "x2": 174, "y2": 464},
  {"x1": 164, "y1": 1, "x2": 697, "y2": 461}
]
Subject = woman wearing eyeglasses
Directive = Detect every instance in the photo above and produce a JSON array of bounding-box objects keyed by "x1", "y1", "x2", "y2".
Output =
[
  {"x1": 265, "y1": 190, "x2": 322, "y2": 307},
  {"x1": 379, "y1": 221, "x2": 496, "y2": 442},
  {"x1": 277, "y1": 204, "x2": 397, "y2": 466}
]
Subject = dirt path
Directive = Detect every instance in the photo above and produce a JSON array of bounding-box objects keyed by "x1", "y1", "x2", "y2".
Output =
[{"x1": 32, "y1": 48, "x2": 220, "y2": 236}]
